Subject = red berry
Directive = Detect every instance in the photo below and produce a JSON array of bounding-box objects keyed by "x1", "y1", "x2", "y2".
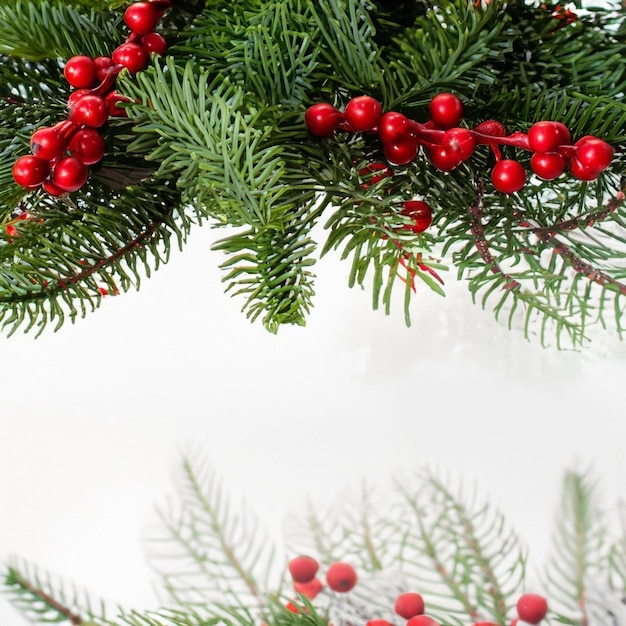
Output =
[
  {"x1": 50, "y1": 156, "x2": 88, "y2": 192},
  {"x1": 401, "y1": 201, "x2": 432, "y2": 233},
  {"x1": 325, "y1": 562, "x2": 357, "y2": 593},
  {"x1": 124, "y1": 2, "x2": 165, "y2": 35},
  {"x1": 441, "y1": 127, "x2": 476, "y2": 162},
  {"x1": 30, "y1": 126, "x2": 70, "y2": 161},
  {"x1": 406, "y1": 616, "x2": 441, "y2": 626},
  {"x1": 288, "y1": 556, "x2": 319, "y2": 583},
  {"x1": 516, "y1": 593, "x2": 548, "y2": 624},
  {"x1": 344, "y1": 95, "x2": 383, "y2": 132},
  {"x1": 69, "y1": 128, "x2": 106, "y2": 165},
  {"x1": 12, "y1": 155, "x2": 50, "y2": 188},
  {"x1": 43, "y1": 180, "x2": 67, "y2": 196},
  {"x1": 394, "y1": 592, "x2": 426, "y2": 618},
  {"x1": 141, "y1": 32, "x2": 168, "y2": 55},
  {"x1": 429, "y1": 93, "x2": 463, "y2": 129},
  {"x1": 69, "y1": 94, "x2": 109, "y2": 128},
  {"x1": 528, "y1": 121, "x2": 568, "y2": 153},
  {"x1": 428, "y1": 146, "x2": 462, "y2": 172},
  {"x1": 569, "y1": 157, "x2": 599, "y2": 181},
  {"x1": 367, "y1": 621, "x2": 394, "y2": 626},
  {"x1": 359, "y1": 162, "x2": 392, "y2": 187},
  {"x1": 491, "y1": 159, "x2": 526, "y2": 194},
  {"x1": 530, "y1": 152, "x2": 566, "y2": 180},
  {"x1": 473, "y1": 120, "x2": 507, "y2": 136},
  {"x1": 105, "y1": 91, "x2": 132, "y2": 117},
  {"x1": 64, "y1": 55, "x2": 98, "y2": 88},
  {"x1": 378, "y1": 111, "x2": 410, "y2": 144},
  {"x1": 112, "y1": 42, "x2": 150, "y2": 74},
  {"x1": 285, "y1": 602, "x2": 300, "y2": 614},
  {"x1": 293, "y1": 578, "x2": 323, "y2": 599},
  {"x1": 305, "y1": 103, "x2": 344, "y2": 138},
  {"x1": 383, "y1": 135, "x2": 419, "y2": 165},
  {"x1": 94, "y1": 56, "x2": 117, "y2": 81},
  {"x1": 67, "y1": 88, "x2": 92, "y2": 108},
  {"x1": 574, "y1": 136, "x2": 614, "y2": 173}
]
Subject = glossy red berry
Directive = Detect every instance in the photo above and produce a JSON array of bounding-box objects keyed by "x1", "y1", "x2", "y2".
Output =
[
  {"x1": 105, "y1": 90, "x2": 132, "y2": 117},
  {"x1": 325, "y1": 562, "x2": 357, "y2": 593},
  {"x1": 574, "y1": 136, "x2": 614, "y2": 173},
  {"x1": 344, "y1": 95, "x2": 383, "y2": 132},
  {"x1": 305, "y1": 103, "x2": 344, "y2": 138},
  {"x1": 378, "y1": 111, "x2": 410, "y2": 144},
  {"x1": 383, "y1": 135, "x2": 419, "y2": 165},
  {"x1": 441, "y1": 127, "x2": 476, "y2": 162},
  {"x1": 68, "y1": 128, "x2": 106, "y2": 165},
  {"x1": 406, "y1": 615, "x2": 441, "y2": 626},
  {"x1": 12, "y1": 155, "x2": 50, "y2": 188},
  {"x1": 429, "y1": 93, "x2": 463, "y2": 129},
  {"x1": 43, "y1": 180, "x2": 67, "y2": 196},
  {"x1": 394, "y1": 592, "x2": 426, "y2": 618},
  {"x1": 428, "y1": 146, "x2": 462, "y2": 172},
  {"x1": 112, "y1": 42, "x2": 150, "y2": 74},
  {"x1": 401, "y1": 201, "x2": 432, "y2": 233},
  {"x1": 67, "y1": 88, "x2": 92, "y2": 108},
  {"x1": 288, "y1": 556, "x2": 319, "y2": 583},
  {"x1": 30, "y1": 126, "x2": 70, "y2": 161},
  {"x1": 293, "y1": 578, "x2": 323, "y2": 599},
  {"x1": 530, "y1": 152, "x2": 566, "y2": 180},
  {"x1": 70, "y1": 94, "x2": 109, "y2": 128},
  {"x1": 528, "y1": 121, "x2": 568, "y2": 153},
  {"x1": 64, "y1": 55, "x2": 98, "y2": 88},
  {"x1": 569, "y1": 157, "x2": 599, "y2": 181},
  {"x1": 491, "y1": 159, "x2": 526, "y2": 194},
  {"x1": 94, "y1": 56, "x2": 117, "y2": 81},
  {"x1": 124, "y1": 2, "x2": 165, "y2": 34},
  {"x1": 141, "y1": 32, "x2": 168, "y2": 55},
  {"x1": 50, "y1": 156, "x2": 88, "y2": 192},
  {"x1": 516, "y1": 593, "x2": 548, "y2": 624}
]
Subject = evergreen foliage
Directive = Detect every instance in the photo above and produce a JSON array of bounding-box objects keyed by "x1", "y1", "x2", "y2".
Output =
[{"x1": 1, "y1": 0, "x2": 626, "y2": 346}]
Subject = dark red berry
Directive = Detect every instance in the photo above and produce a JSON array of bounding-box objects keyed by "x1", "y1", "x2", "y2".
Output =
[
  {"x1": 141, "y1": 32, "x2": 168, "y2": 55},
  {"x1": 429, "y1": 93, "x2": 463, "y2": 129},
  {"x1": 69, "y1": 94, "x2": 109, "y2": 128},
  {"x1": 441, "y1": 127, "x2": 476, "y2": 162},
  {"x1": 112, "y1": 42, "x2": 150, "y2": 74},
  {"x1": 305, "y1": 103, "x2": 344, "y2": 138},
  {"x1": 516, "y1": 593, "x2": 548, "y2": 624},
  {"x1": 124, "y1": 1, "x2": 164, "y2": 35},
  {"x1": 530, "y1": 152, "x2": 566, "y2": 180},
  {"x1": 401, "y1": 201, "x2": 432, "y2": 233},
  {"x1": 378, "y1": 111, "x2": 410, "y2": 144},
  {"x1": 473, "y1": 120, "x2": 507, "y2": 137},
  {"x1": 383, "y1": 135, "x2": 419, "y2": 165},
  {"x1": 325, "y1": 562, "x2": 357, "y2": 593},
  {"x1": 94, "y1": 56, "x2": 117, "y2": 81},
  {"x1": 12, "y1": 155, "x2": 50, "y2": 188},
  {"x1": 50, "y1": 156, "x2": 88, "y2": 192},
  {"x1": 344, "y1": 95, "x2": 383, "y2": 132},
  {"x1": 574, "y1": 136, "x2": 614, "y2": 173},
  {"x1": 42, "y1": 180, "x2": 67, "y2": 196},
  {"x1": 491, "y1": 159, "x2": 526, "y2": 194},
  {"x1": 394, "y1": 592, "x2": 426, "y2": 618},
  {"x1": 105, "y1": 90, "x2": 132, "y2": 117},
  {"x1": 293, "y1": 578, "x2": 323, "y2": 599},
  {"x1": 69, "y1": 128, "x2": 106, "y2": 165},
  {"x1": 528, "y1": 121, "x2": 568, "y2": 153},
  {"x1": 64, "y1": 55, "x2": 98, "y2": 88},
  {"x1": 288, "y1": 556, "x2": 319, "y2": 583},
  {"x1": 30, "y1": 125, "x2": 70, "y2": 161}
]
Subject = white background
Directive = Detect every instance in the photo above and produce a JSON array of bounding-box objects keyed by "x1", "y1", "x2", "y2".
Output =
[{"x1": 1, "y1": 222, "x2": 626, "y2": 625}]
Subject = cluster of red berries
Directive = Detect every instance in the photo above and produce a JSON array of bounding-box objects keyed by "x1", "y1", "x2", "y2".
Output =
[
  {"x1": 285, "y1": 556, "x2": 549, "y2": 626},
  {"x1": 305, "y1": 94, "x2": 615, "y2": 194},
  {"x1": 11, "y1": 0, "x2": 170, "y2": 196}
]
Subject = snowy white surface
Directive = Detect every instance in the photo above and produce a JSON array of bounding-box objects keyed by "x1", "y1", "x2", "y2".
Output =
[{"x1": 1, "y1": 223, "x2": 626, "y2": 625}]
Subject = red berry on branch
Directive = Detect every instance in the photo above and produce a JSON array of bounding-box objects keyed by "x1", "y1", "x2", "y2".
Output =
[
  {"x1": 69, "y1": 94, "x2": 109, "y2": 128},
  {"x1": 378, "y1": 111, "x2": 410, "y2": 144},
  {"x1": 569, "y1": 157, "x2": 599, "y2": 181},
  {"x1": 491, "y1": 159, "x2": 526, "y2": 194},
  {"x1": 112, "y1": 42, "x2": 150, "y2": 74},
  {"x1": 359, "y1": 162, "x2": 393, "y2": 187},
  {"x1": 516, "y1": 593, "x2": 548, "y2": 624},
  {"x1": 12, "y1": 155, "x2": 50, "y2": 188},
  {"x1": 42, "y1": 180, "x2": 67, "y2": 196},
  {"x1": 473, "y1": 120, "x2": 507, "y2": 136},
  {"x1": 67, "y1": 88, "x2": 92, "y2": 108},
  {"x1": 30, "y1": 125, "x2": 71, "y2": 161},
  {"x1": 50, "y1": 156, "x2": 88, "y2": 192},
  {"x1": 325, "y1": 562, "x2": 357, "y2": 592},
  {"x1": 64, "y1": 55, "x2": 98, "y2": 88},
  {"x1": 406, "y1": 615, "x2": 441, "y2": 626},
  {"x1": 344, "y1": 95, "x2": 383, "y2": 132},
  {"x1": 293, "y1": 578, "x2": 323, "y2": 599},
  {"x1": 367, "y1": 621, "x2": 394, "y2": 626},
  {"x1": 441, "y1": 127, "x2": 476, "y2": 162},
  {"x1": 105, "y1": 90, "x2": 132, "y2": 117},
  {"x1": 528, "y1": 121, "x2": 569, "y2": 153},
  {"x1": 141, "y1": 32, "x2": 168, "y2": 55},
  {"x1": 429, "y1": 93, "x2": 463, "y2": 129},
  {"x1": 383, "y1": 134, "x2": 419, "y2": 165},
  {"x1": 305, "y1": 103, "x2": 344, "y2": 138},
  {"x1": 573, "y1": 136, "x2": 614, "y2": 173},
  {"x1": 124, "y1": 1, "x2": 165, "y2": 35},
  {"x1": 394, "y1": 592, "x2": 426, "y2": 618},
  {"x1": 288, "y1": 556, "x2": 319, "y2": 583},
  {"x1": 428, "y1": 146, "x2": 462, "y2": 172},
  {"x1": 401, "y1": 201, "x2": 432, "y2": 233},
  {"x1": 94, "y1": 56, "x2": 118, "y2": 81},
  {"x1": 530, "y1": 152, "x2": 566, "y2": 180},
  {"x1": 69, "y1": 128, "x2": 106, "y2": 165}
]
